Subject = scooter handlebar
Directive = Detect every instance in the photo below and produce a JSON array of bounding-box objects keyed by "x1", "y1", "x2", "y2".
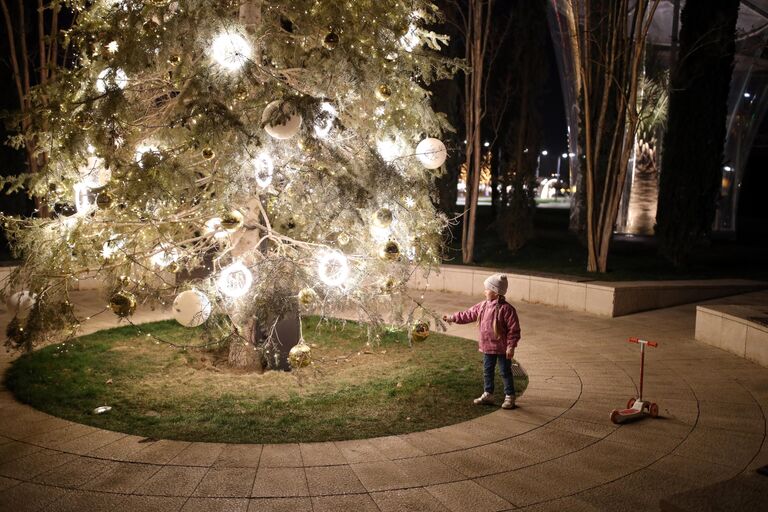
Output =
[{"x1": 629, "y1": 337, "x2": 658, "y2": 347}]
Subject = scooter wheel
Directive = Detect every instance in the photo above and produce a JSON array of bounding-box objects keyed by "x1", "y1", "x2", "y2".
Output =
[
  {"x1": 610, "y1": 410, "x2": 620, "y2": 424},
  {"x1": 627, "y1": 398, "x2": 636, "y2": 408},
  {"x1": 649, "y1": 403, "x2": 659, "y2": 418}
]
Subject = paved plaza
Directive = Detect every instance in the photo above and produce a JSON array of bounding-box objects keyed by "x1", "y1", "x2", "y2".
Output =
[{"x1": 0, "y1": 288, "x2": 766, "y2": 511}]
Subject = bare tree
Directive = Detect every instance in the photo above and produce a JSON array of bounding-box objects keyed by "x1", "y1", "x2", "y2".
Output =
[{"x1": 566, "y1": 0, "x2": 660, "y2": 272}]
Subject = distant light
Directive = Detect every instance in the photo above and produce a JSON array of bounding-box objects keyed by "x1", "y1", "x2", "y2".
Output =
[
  {"x1": 568, "y1": 152, "x2": 576, "y2": 157},
  {"x1": 723, "y1": 165, "x2": 733, "y2": 172},
  {"x1": 541, "y1": 150, "x2": 548, "y2": 156},
  {"x1": 744, "y1": 92, "x2": 752, "y2": 98},
  {"x1": 463, "y1": 139, "x2": 467, "y2": 144},
  {"x1": 561, "y1": 153, "x2": 568, "y2": 159},
  {"x1": 523, "y1": 148, "x2": 529, "y2": 153},
  {"x1": 483, "y1": 141, "x2": 490, "y2": 148}
]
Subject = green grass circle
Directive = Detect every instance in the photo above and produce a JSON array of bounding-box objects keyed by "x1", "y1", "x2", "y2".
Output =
[{"x1": 5, "y1": 317, "x2": 528, "y2": 443}]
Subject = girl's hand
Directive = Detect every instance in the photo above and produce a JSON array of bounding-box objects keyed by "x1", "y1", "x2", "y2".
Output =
[
  {"x1": 506, "y1": 346, "x2": 515, "y2": 360},
  {"x1": 442, "y1": 314, "x2": 453, "y2": 324}
]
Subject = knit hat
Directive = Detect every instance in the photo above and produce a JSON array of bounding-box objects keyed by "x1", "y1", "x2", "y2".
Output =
[{"x1": 483, "y1": 274, "x2": 508, "y2": 296}]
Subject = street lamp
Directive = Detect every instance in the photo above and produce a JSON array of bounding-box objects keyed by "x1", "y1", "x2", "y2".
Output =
[{"x1": 557, "y1": 153, "x2": 568, "y2": 178}]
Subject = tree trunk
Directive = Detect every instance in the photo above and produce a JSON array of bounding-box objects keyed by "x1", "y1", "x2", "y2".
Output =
[{"x1": 228, "y1": 338, "x2": 264, "y2": 372}]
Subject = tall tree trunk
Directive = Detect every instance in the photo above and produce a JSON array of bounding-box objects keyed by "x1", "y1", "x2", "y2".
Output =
[{"x1": 656, "y1": 0, "x2": 739, "y2": 267}]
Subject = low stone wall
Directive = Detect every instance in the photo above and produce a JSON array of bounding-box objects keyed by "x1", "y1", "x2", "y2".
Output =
[
  {"x1": 695, "y1": 305, "x2": 768, "y2": 367},
  {"x1": 410, "y1": 264, "x2": 768, "y2": 318}
]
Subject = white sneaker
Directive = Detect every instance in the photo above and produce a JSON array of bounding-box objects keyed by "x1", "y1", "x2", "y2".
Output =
[
  {"x1": 501, "y1": 395, "x2": 516, "y2": 409},
  {"x1": 473, "y1": 392, "x2": 494, "y2": 405}
]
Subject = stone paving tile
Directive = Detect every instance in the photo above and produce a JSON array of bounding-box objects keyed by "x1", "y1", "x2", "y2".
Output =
[
  {"x1": 137, "y1": 465, "x2": 208, "y2": 496},
  {"x1": 247, "y1": 497, "x2": 312, "y2": 511},
  {"x1": 46, "y1": 489, "x2": 127, "y2": 512},
  {"x1": 0, "y1": 441, "x2": 43, "y2": 465},
  {"x1": 545, "y1": 416, "x2": 617, "y2": 439},
  {"x1": 367, "y1": 436, "x2": 425, "y2": 460},
  {"x1": 193, "y1": 467, "x2": 257, "y2": 498},
  {"x1": 426, "y1": 480, "x2": 511, "y2": 512},
  {"x1": 697, "y1": 399, "x2": 766, "y2": 434},
  {"x1": 181, "y1": 497, "x2": 249, "y2": 512},
  {"x1": 87, "y1": 434, "x2": 153, "y2": 460},
  {"x1": 299, "y1": 442, "x2": 346, "y2": 466},
  {"x1": 213, "y1": 444, "x2": 262, "y2": 468},
  {"x1": 576, "y1": 468, "x2": 696, "y2": 512},
  {"x1": 398, "y1": 430, "x2": 465, "y2": 455},
  {"x1": 0, "y1": 481, "x2": 71, "y2": 512},
  {"x1": 471, "y1": 441, "x2": 541, "y2": 472},
  {"x1": 349, "y1": 460, "x2": 412, "y2": 492},
  {"x1": 169, "y1": 443, "x2": 225, "y2": 466},
  {"x1": 81, "y1": 461, "x2": 160, "y2": 493},
  {"x1": 251, "y1": 467, "x2": 308, "y2": 497},
  {"x1": 20, "y1": 422, "x2": 96, "y2": 449},
  {"x1": 0, "y1": 448, "x2": 76, "y2": 479},
  {"x1": 127, "y1": 439, "x2": 191, "y2": 464},
  {"x1": 673, "y1": 426, "x2": 765, "y2": 468},
  {"x1": 650, "y1": 453, "x2": 742, "y2": 487},
  {"x1": 53, "y1": 428, "x2": 127, "y2": 455},
  {"x1": 259, "y1": 444, "x2": 302, "y2": 467},
  {"x1": 33, "y1": 457, "x2": 117, "y2": 488},
  {"x1": 118, "y1": 495, "x2": 186, "y2": 512},
  {"x1": 304, "y1": 465, "x2": 366, "y2": 495},
  {"x1": 311, "y1": 493, "x2": 380, "y2": 512},
  {"x1": 0, "y1": 475, "x2": 19, "y2": 492},
  {"x1": 505, "y1": 427, "x2": 597, "y2": 460},
  {"x1": 393, "y1": 455, "x2": 464, "y2": 486},
  {"x1": 371, "y1": 488, "x2": 451, "y2": 512},
  {"x1": 517, "y1": 496, "x2": 604, "y2": 511},
  {"x1": 335, "y1": 439, "x2": 387, "y2": 464}
]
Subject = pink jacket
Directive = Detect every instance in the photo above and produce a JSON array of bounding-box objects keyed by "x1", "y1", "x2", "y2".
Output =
[{"x1": 449, "y1": 298, "x2": 521, "y2": 354}]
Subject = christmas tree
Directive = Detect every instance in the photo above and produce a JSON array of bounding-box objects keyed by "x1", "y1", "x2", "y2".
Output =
[{"x1": 2, "y1": 0, "x2": 457, "y2": 368}]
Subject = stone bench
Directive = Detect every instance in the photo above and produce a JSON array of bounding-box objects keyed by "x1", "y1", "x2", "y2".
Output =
[{"x1": 695, "y1": 304, "x2": 768, "y2": 367}]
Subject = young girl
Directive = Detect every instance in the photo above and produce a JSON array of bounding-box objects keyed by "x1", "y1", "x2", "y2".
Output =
[{"x1": 443, "y1": 274, "x2": 521, "y2": 409}]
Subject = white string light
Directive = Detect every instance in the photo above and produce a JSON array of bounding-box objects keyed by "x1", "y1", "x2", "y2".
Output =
[
  {"x1": 317, "y1": 251, "x2": 350, "y2": 287},
  {"x1": 253, "y1": 153, "x2": 274, "y2": 188},
  {"x1": 211, "y1": 31, "x2": 252, "y2": 71},
  {"x1": 95, "y1": 67, "x2": 128, "y2": 93},
  {"x1": 217, "y1": 261, "x2": 253, "y2": 298}
]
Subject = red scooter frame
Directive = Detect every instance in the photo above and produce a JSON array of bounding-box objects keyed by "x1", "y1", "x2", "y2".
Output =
[{"x1": 610, "y1": 337, "x2": 659, "y2": 424}]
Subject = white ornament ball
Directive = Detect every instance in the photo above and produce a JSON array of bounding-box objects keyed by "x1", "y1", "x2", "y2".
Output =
[
  {"x1": 416, "y1": 137, "x2": 447, "y2": 169},
  {"x1": 262, "y1": 101, "x2": 302, "y2": 140},
  {"x1": 172, "y1": 290, "x2": 212, "y2": 327},
  {"x1": 6, "y1": 291, "x2": 36, "y2": 319},
  {"x1": 211, "y1": 31, "x2": 252, "y2": 71}
]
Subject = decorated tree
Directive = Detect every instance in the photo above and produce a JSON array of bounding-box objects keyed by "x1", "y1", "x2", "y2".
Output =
[{"x1": 1, "y1": 0, "x2": 457, "y2": 369}]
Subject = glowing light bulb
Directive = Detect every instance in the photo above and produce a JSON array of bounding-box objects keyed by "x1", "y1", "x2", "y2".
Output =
[
  {"x1": 314, "y1": 102, "x2": 337, "y2": 139},
  {"x1": 217, "y1": 261, "x2": 253, "y2": 298},
  {"x1": 211, "y1": 31, "x2": 252, "y2": 71},
  {"x1": 95, "y1": 67, "x2": 128, "y2": 93},
  {"x1": 317, "y1": 251, "x2": 350, "y2": 287},
  {"x1": 253, "y1": 153, "x2": 274, "y2": 188}
]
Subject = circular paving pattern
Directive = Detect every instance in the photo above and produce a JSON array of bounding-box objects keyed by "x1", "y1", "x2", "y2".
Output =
[{"x1": 0, "y1": 290, "x2": 766, "y2": 511}]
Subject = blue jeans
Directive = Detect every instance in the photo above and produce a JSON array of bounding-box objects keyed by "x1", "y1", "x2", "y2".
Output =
[{"x1": 483, "y1": 353, "x2": 515, "y2": 396}]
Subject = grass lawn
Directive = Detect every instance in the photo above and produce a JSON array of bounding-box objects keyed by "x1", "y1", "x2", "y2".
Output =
[{"x1": 4, "y1": 317, "x2": 528, "y2": 444}]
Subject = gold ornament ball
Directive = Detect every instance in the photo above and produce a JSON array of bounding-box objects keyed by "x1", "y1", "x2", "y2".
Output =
[
  {"x1": 373, "y1": 207, "x2": 393, "y2": 228},
  {"x1": 220, "y1": 210, "x2": 244, "y2": 232},
  {"x1": 381, "y1": 276, "x2": 397, "y2": 292},
  {"x1": 412, "y1": 321, "x2": 430, "y2": 342},
  {"x1": 289, "y1": 342, "x2": 312, "y2": 368},
  {"x1": 379, "y1": 240, "x2": 401, "y2": 261},
  {"x1": 109, "y1": 291, "x2": 137, "y2": 318},
  {"x1": 168, "y1": 54, "x2": 181, "y2": 65},
  {"x1": 375, "y1": 84, "x2": 392, "y2": 102},
  {"x1": 298, "y1": 287, "x2": 317, "y2": 306},
  {"x1": 202, "y1": 147, "x2": 215, "y2": 160},
  {"x1": 95, "y1": 191, "x2": 113, "y2": 209},
  {"x1": 337, "y1": 232, "x2": 350, "y2": 246},
  {"x1": 323, "y1": 31, "x2": 339, "y2": 50},
  {"x1": 6, "y1": 318, "x2": 25, "y2": 347}
]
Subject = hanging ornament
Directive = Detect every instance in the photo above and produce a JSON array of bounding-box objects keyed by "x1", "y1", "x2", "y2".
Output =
[
  {"x1": 337, "y1": 232, "x2": 350, "y2": 246},
  {"x1": 201, "y1": 147, "x2": 215, "y2": 160},
  {"x1": 220, "y1": 210, "x2": 244, "y2": 232},
  {"x1": 6, "y1": 291, "x2": 36, "y2": 320},
  {"x1": 373, "y1": 208, "x2": 393, "y2": 228},
  {"x1": 102, "y1": 236, "x2": 125, "y2": 259},
  {"x1": 380, "y1": 276, "x2": 397, "y2": 293},
  {"x1": 205, "y1": 217, "x2": 229, "y2": 239},
  {"x1": 73, "y1": 182, "x2": 93, "y2": 215},
  {"x1": 109, "y1": 291, "x2": 137, "y2": 318},
  {"x1": 317, "y1": 251, "x2": 350, "y2": 287},
  {"x1": 253, "y1": 153, "x2": 274, "y2": 188},
  {"x1": 322, "y1": 30, "x2": 339, "y2": 50},
  {"x1": 217, "y1": 261, "x2": 253, "y2": 298},
  {"x1": 375, "y1": 84, "x2": 392, "y2": 102},
  {"x1": 135, "y1": 144, "x2": 162, "y2": 169},
  {"x1": 172, "y1": 290, "x2": 212, "y2": 327},
  {"x1": 415, "y1": 137, "x2": 447, "y2": 169},
  {"x1": 95, "y1": 67, "x2": 128, "y2": 93},
  {"x1": 168, "y1": 54, "x2": 181, "y2": 65},
  {"x1": 313, "y1": 102, "x2": 337, "y2": 139},
  {"x1": 379, "y1": 240, "x2": 401, "y2": 261},
  {"x1": 150, "y1": 244, "x2": 180, "y2": 269},
  {"x1": 298, "y1": 287, "x2": 317, "y2": 306},
  {"x1": 53, "y1": 201, "x2": 77, "y2": 217},
  {"x1": 289, "y1": 341, "x2": 312, "y2": 368},
  {"x1": 96, "y1": 190, "x2": 114, "y2": 209},
  {"x1": 211, "y1": 31, "x2": 252, "y2": 71},
  {"x1": 262, "y1": 100, "x2": 302, "y2": 140},
  {"x1": 411, "y1": 321, "x2": 430, "y2": 341},
  {"x1": 5, "y1": 318, "x2": 25, "y2": 347}
]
